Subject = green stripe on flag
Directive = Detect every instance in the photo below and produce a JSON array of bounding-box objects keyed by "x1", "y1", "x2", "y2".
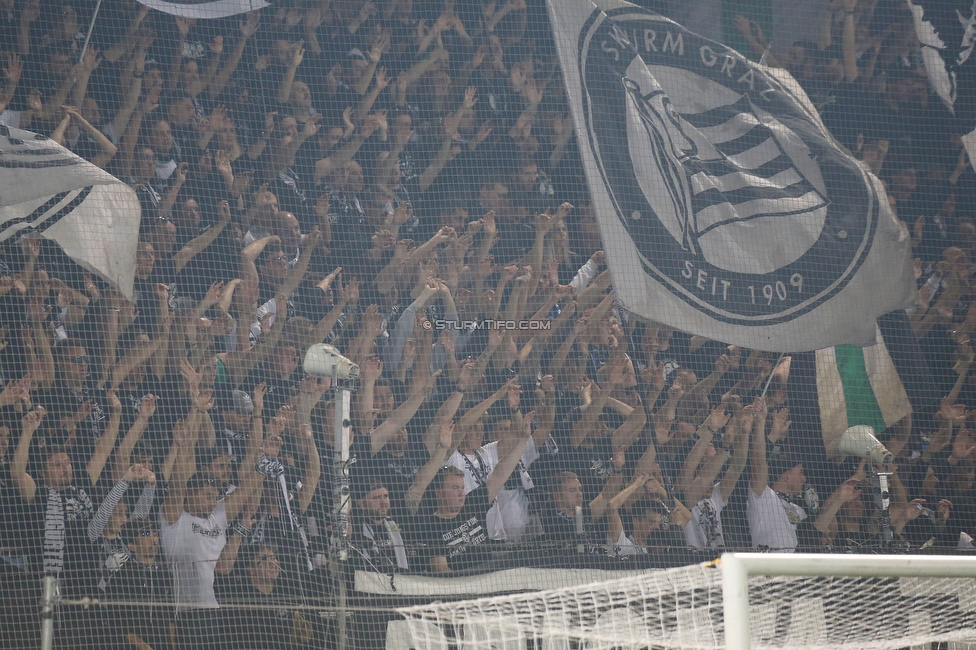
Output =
[{"x1": 833, "y1": 344, "x2": 888, "y2": 434}]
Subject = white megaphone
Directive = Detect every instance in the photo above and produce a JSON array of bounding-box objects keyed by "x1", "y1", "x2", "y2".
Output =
[
  {"x1": 838, "y1": 425, "x2": 893, "y2": 465},
  {"x1": 304, "y1": 344, "x2": 360, "y2": 380}
]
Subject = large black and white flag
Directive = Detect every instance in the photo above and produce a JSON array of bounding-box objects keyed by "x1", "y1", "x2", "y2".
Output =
[
  {"x1": 908, "y1": 0, "x2": 976, "y2": 165},
  {"x1": 546, "y1": 0, "x2": 916, "y2": 352},
  {"x1": 0, "y1": 126, "x2": 141, "y2": 298},
  {"x1": 135, "y1": 0, "x2": 268, "y2": 19}
]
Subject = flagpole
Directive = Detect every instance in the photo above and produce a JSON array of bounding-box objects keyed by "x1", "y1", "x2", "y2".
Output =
[
  {"x1": 760, "y1": 352, "x2": 786, "y2": 398},
  {"x1": 78, "y1": 0, "x2": 104, "y2": 63}
]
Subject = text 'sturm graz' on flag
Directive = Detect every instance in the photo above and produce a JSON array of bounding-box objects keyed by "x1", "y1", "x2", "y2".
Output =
[
  {"x1": 0, "y1": 125, "x2": 141, "y2": 299},
  {"x1": 546, "y1": 0, "x2": 916, "y2": 353}
]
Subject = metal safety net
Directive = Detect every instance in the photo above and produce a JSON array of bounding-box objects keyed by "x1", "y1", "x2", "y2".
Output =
[{"x1": 0, "y1": 0, "x2": 973, "y2": 648}]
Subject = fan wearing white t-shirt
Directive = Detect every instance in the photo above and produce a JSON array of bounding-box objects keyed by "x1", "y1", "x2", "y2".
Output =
[
  {"x1": 745, "y1": 397, "x2": 808, "y2": 552},
  {"x1": 446, "y1": 413, "x2": 544, "y2": 543},
  {"x1": 680, "y1": 404, "x2": 750, "y2": 549},
  {"x1": 160, "y1": 402, "x2": 282, "y2": 649}
]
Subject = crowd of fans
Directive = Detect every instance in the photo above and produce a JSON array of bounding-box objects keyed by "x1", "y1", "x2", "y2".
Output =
[{"x1": 0, "y1": 0, "x2": 975, "y2": 647}]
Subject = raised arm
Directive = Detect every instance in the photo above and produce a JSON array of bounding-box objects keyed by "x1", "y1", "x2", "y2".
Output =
[
  {"x1": 486, "y1": 412, "x2": 533, "y2": 502},
  {"x1": 422, "y1": 374, "x2": 467, "y2": 456},
  {"x1": 160, "y1": 412, "x2": 201, "y2": 525},
  {"x1": 369, "y1": 370, "x2": 440, "y2": 455},
  {"x1": 112, "y1": 394, "x2": 157, "y2": 482},
  {"x1": 814, "y1": 462, "x2": 865, "y2": 540},
  {"x1": 610, "y1": 402, "x2": 647, "y2": 453},
  {"x1": 457, "y1": 378, "x2": 509, "y2": 429},
  {"x1": 11, "y1": 408, "x2": 45, "y2": 501},
  {"x1": 572, "y1": 370, "x2": 620, "y2": 448},
  {"x1": 88, "y1": 464, "x2": 154, "y2": 541},
  {"x1": 216, "y1": 504, "x2": 256, "y2": 575},
  {"x1": 307, "y1": 274, "x2": 354, "y2": 347},
  {"x1": 87, "y1": 390, "x2": 123, "y2": 486},
  {"x1": 221, "y1": 295, "x2": 290, "y2": 388},
  {"x1": 277, "y1": 229, "x2": 323, "y2": 298},
  {"x1": 224, "y1": 432, "x2": 278, "y2": 522},
  {"x1": 607, "y1": 472, "x2": 650, "y2": 544},
  {"x1": 718, "y1": 408, "x2": 751, "y2": 502},
  {"x1": 172, "y1": 201, "x2": 231, "y2": 273},
  {"x1": 588, "y1": 453, "x2": 626, "y2": 523},
  {"x1": 210, "y1": 12, "x2": 258, "y2": 100},
  {"x1": 404, "y1": 422, "x2": 453, "y2": 516},
  {"x1": 296, "y1": 422, "x2": 321, "y2": 514},
  {"x1": 747, "y1": 397, "x2": 769, "y2": 496}
]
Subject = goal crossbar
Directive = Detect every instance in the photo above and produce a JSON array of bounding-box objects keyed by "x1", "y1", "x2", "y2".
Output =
[{"x1": 721, "y1": 553, "x2": 976, "y2": 650}]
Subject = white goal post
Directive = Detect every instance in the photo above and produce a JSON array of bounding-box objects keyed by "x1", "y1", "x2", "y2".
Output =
[
  {"x1": 722, "y1": 553, "x2": 976, "y2": 650},
  {"x1": 398, "y1": 554, "x2": 976, "y2": 650}
]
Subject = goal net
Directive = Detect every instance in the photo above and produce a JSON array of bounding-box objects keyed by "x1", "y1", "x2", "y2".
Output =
[{"x1": 397, "y1": 554, "x2": 976, "y2": 650}]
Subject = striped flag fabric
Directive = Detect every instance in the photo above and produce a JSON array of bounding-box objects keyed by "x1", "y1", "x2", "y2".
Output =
[
  {"x1": 0, "y1": 125, "x2": 141, "y2": 298},
  {"x1": 816, "y1": 333, "x2": 912, "y2": 460},
  {"x1": 134, "y1": 0, "x2": 268, "y2": 19},
  {"x1": 909, "y1": 1, "x2": 976, "y2": 167},
  {"x1": 546, "y1": 0, "x2": 916, "y2": 352}
]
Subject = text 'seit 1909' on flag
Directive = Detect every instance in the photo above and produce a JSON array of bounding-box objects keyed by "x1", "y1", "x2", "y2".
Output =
[{"x1": 546, "y1": 0, "x2": 916, "y2": 353}]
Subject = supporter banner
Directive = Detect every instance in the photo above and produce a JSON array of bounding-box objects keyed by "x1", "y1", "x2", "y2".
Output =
[
  {"x1": 545, "y1": 0, "x2": 916, "y2": 352},
  {"x1": 356, "y1": 566, "x2": 643, "y2": 597},
  {"x1": 135, "y1": 0, "x2": 268, "y2": 19},
  {"x1": 0, "y1": 125, "x2": 141, "y2": 298},
  {"x1": 816, "y1": 332, "x2": 912, "y2": 460}
]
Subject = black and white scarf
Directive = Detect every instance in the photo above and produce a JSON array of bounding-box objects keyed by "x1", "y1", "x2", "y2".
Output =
[
  {"x1": 42, "y1": 488, "x2": 66, "y2": 574},
  {"x1": 360, "y1": 518, "x2": 408, "y2": 571},
  {"x1": 698, "y1": 499, "x2": 722, "y2": 548},
  {"x1": 43, "y1": 486, "x2": 92, "y2": 574}
]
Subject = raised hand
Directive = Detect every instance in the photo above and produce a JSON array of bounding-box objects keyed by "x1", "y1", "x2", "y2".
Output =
[
  {"x1": 837, "y1": 477, "x2": 862, "y2": 502},
  {"x1": 0, "y1": 374, "x2": 32, "y2": 408},
  {"x1": 506, "y1": 381, "x2": 522, "y2": 410},
  {"x1": 266, "y1": 413, "x2": 288, "y2": 438},
  {"x1": 172, "y1": 418, "x2": 192, "y2": 448},
  {"x1": 704, "y1": 403, "x2": 730, "y2": 433},
  {"x1": 369, "y1": 31, "x2": 390, "y2": 63},
  {"x1": 937, "y1": 398, "x2": 967, "y2": 423},
  {"x1": 362, "y1": 355, "x2": 383, "y2": 382},
  {"x1": 179, "y1": 358, "x2": 201, "y2": 391},
  {"x1": 261, "y1": 434, "x2": 283, "y2": 458},
  {"x1": 300, "y1": 374, "x2": 330, "y2": 397},
  {"x1": 291, "y1": 41, "x2": 306, "y2": 68},
  {"x1": 462, "y1": 86, "x2": 478, "y2": 110},
  {"x1": 252, "y1": 382, "x2": 267, "y2": 414},
  {"x1": 339, "y1": 275, "x2": 360, "y2": 305},
  {"x1": 21, "y1": 0, "x2": 40, "y2": 23},
  {"x1": 423, "y1": 369, "x2": 444, "y2": 391},
  {"x1": 770, "y1": 408, "x2": 791, "y2": 441},
  {"x1": 124, "y1": 463, "x2": 156, "y2": 484},
  {"x1": 951, "y1": 428, "x2": 976, "y2": 461},
  {"x1": 191, "y1": 387, "x2": 214, "y2": 412},
  {"x1": 81, "y1": 47, "x2": 102, "y2": 73},
  {"x1": 22, "y1": 407, "x2": 46, "y2": 436},
  {"x1": 175, "y1": 15, "x2": 194, "y2": 37}
]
